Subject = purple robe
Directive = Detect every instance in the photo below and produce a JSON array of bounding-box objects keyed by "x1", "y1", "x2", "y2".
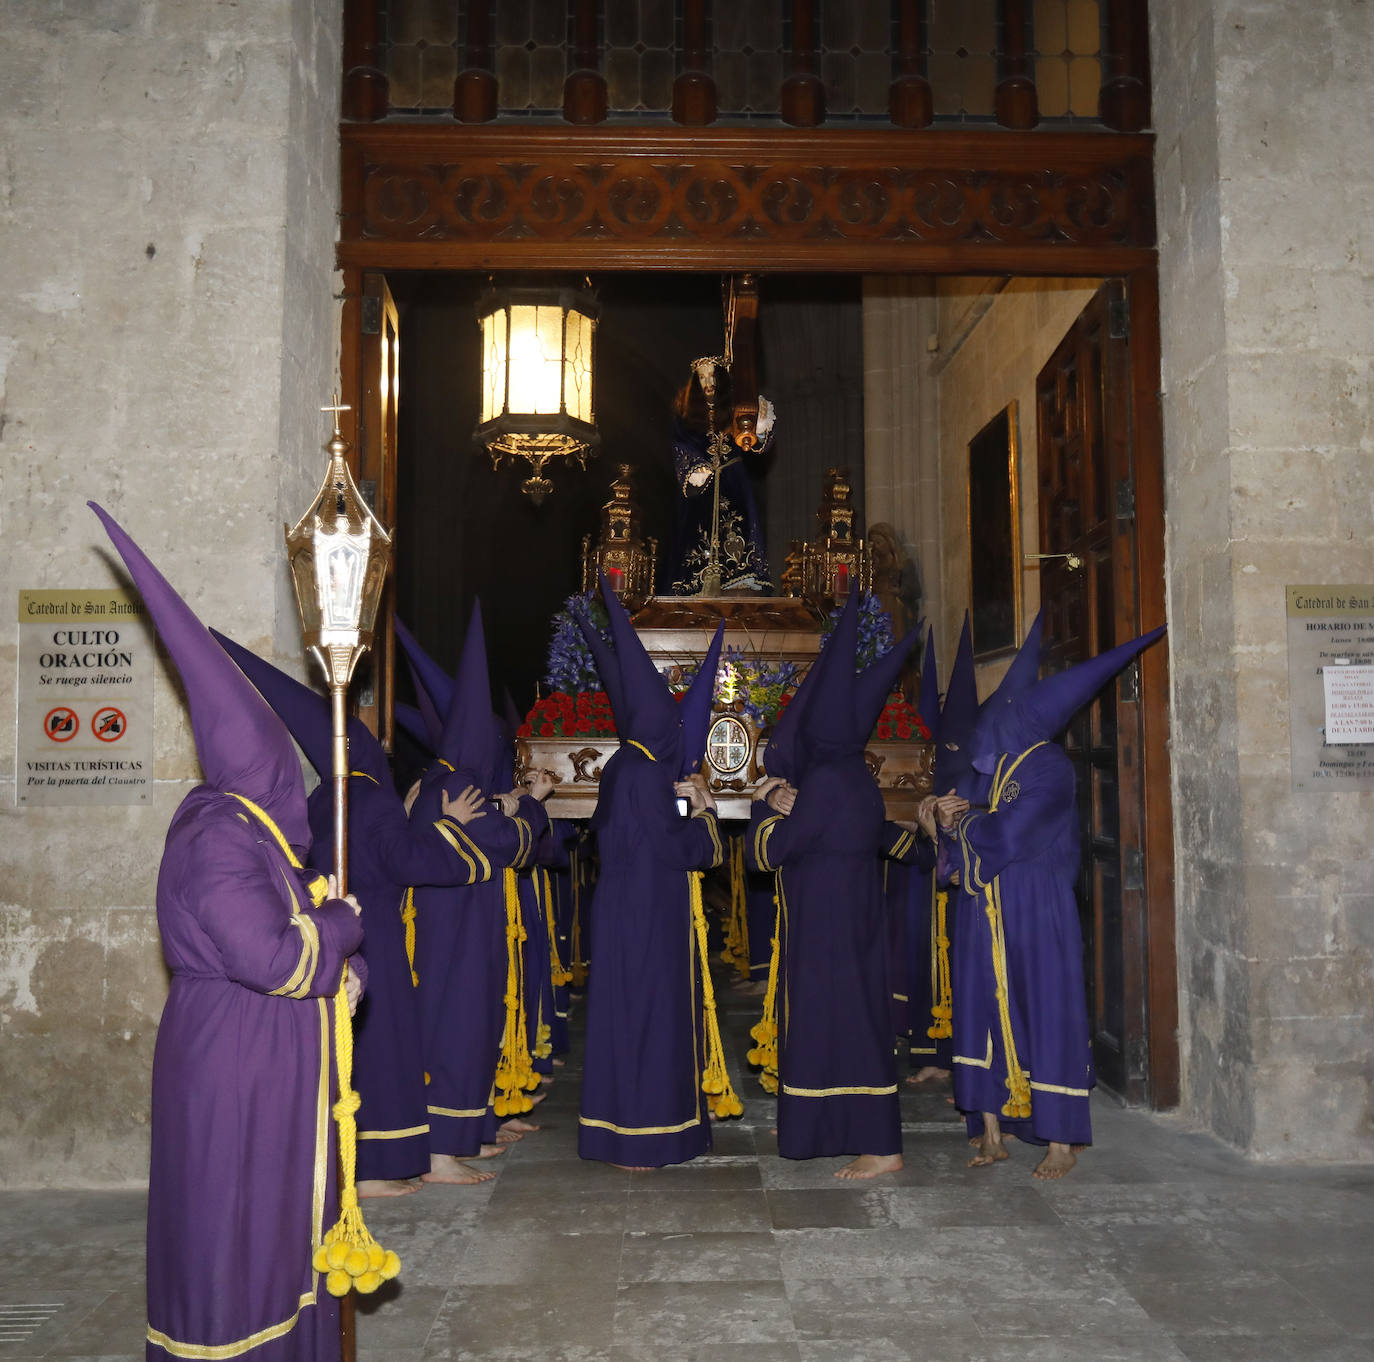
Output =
[
  {"x1": 947, "y1": 741, "x2": 1094, "y2": 1145},
  {"x1": 411, "y1": 767, "x2": 547, "y2": 1156},
  {"x1": 745, "y1": 870, "x2": 777, "y2": 980},
  {"x1": 305, "y1": 773, "x2": 489, "y2": 1181},
  {"x1": 539, "y1": 818, "x2": 580, "y2": 1055},
  {"x1": 578, "y1": 747, "x2": 724, "y2": 1166},
  {"x1": 146, "y1": 789, "x2": 362, "y2": 1361},
  {"x1": 881, "y1": 822, "x2": 952, "y2": 1070},
  {"x1": 747, "y1": 756, "x2": 901, "y2": 1159},
  {"x1": 518, "y1": 848, "x2": 556, "y2": 1078}
]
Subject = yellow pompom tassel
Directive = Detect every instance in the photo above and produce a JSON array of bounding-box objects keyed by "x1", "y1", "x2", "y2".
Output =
[
  {"x1": 689, "y1": 870, "x2": 743, "y2": 1120},
  {"x1": 402, "y1": 887, "x2": 419, "y2": 988},
  {"x1": 313, "y1": 957, "x2": 401, "y2": 1299},
  {"x1": 748, "y1": 888, "x2": 783, "y2": 1092}
]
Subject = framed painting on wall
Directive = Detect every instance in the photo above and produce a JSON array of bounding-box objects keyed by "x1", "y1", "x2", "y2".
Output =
[{"x1": 967, "y1": 401, "x2": 1022, "y2": 659}]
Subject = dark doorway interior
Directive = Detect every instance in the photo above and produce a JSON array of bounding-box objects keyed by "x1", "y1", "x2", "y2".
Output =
[{"x1": 390, "y1": 272, "x2": 865, "y2": 718}]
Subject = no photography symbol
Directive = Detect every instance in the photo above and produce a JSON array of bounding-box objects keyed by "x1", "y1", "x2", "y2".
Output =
[
  {"x1": 44, "y1": 706, "x2": 79, "y2": 742},
  {"x1": 93, "y1": 707, "x2": 127, "y2": 742}
]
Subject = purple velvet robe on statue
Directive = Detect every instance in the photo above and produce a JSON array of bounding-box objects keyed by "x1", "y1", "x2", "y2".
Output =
[
  {"x1": 578, "y1": 747, "x2": 724, "y2": 1166},
  {"x1": 747, "y1": 756, "x2": 901, "y2": 1159},
  {"x1": 948, "y1": 741, "x2": 1093, "y2": 1145}
]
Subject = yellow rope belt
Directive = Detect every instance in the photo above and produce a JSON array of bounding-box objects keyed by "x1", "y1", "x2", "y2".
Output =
[
  {"x1": 546, "y1": 867, "x2": 572, "y2": 987},
  {"x1": 689, "y1": 869, "x2": 743, "y2": 1119},
  {"x1": 927, "y1": 887, "x2": 952, "y2": 1040},
  {"x1": 494, "y1": 868, "x2": 537, "y2": 1117},
  {"x1": 747, "y1": 879, "x2": 783, "y2": 1094},
  {"x1": 225, "y1": 794, "x2": 400, "y2": 1297}
]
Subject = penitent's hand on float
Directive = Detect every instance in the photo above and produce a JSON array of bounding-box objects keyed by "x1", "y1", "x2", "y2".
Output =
[
  {"x1": 441, "y1": 785, "x2": 487, "y2": 825},
  {"x1": 493, "y1": 792, "x2": 521, "y2": 817},
  {"x1": 916, "y1": 797, "x2": 939, "y2": 842},
  {"x1": 752, "y1": 776, "x2": 784, "y2": 803},
  {"x1": 525, "y1": 769, "x2": 555, "y2": 802},
  {"x1": 675, "y1": 774, "x2": 717, "y2": 815},
  {"x1": 768, "y1": 782, "x2": 797, "y2": 816},
  {"x1": 403, "y1": 779, "x2": 422, "y2": 816}
]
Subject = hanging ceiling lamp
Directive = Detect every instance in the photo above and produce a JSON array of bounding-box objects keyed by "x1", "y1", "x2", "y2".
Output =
[{"x1": 475, "y1": 278, "x2": 599, "y2": 505}]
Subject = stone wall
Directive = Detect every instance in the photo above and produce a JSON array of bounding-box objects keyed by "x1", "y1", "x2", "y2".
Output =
[
  {"x1": 0, "y1": 0, "x2": 342, "y2": 1187},
  {"x1": 863, "y1": 277, "x2": 1099, "y2": 693},
  {"x1": 1153, "y1": 0, "x2": 1374, "y2": 1160}
]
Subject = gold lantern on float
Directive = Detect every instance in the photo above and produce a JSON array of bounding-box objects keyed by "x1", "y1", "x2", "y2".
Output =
[
  {"x1": 801, "y1": 466, "x2": 871, "y2": 609},
  {"x1": 475, "y1": 279, "x2": 599, "y2": 505},
  {"x1": 580, "y1": 463, "x2": 657, "y2": 609}
]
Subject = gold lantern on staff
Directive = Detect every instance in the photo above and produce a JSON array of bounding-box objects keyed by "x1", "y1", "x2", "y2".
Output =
[{"x1": 475, "y1": 279, "x2": 599, "y2": 505}]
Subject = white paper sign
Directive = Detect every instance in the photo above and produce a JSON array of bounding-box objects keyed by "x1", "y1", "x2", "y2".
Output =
[
  {"x1": 1323, "y1": 663, "x2": 1374, "y2": 744},
  {"x1": 16, "y1": 589, "x2": 155, "y2": 805}
]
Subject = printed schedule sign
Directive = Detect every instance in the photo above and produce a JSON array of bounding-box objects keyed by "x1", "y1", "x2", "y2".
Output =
[
  {"x1": 16, "y1": 589, "x2": 155, "y2": 805},
  {"x1": 1287, "y1": 586, "x2": 1374, "y2": 792}
]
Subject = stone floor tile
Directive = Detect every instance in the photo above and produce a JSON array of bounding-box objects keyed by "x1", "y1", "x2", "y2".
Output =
[
  {"x1": 626, "y1": 1159, "x2": 764, "y2": 1192},
  {"x1": 353, "y1": 1282, "x2": 451, "y2": 1351},
  {"x1": 609, "y1": 1345, "x2": 803, "y2": 1362},
  {"x1": 620, "y1": 1229, "x2": 782, "y2": 1282},
  {"x1": 774, "y1": 1227, "x2": 956, "y2": 1280},
  {"x1": 424, "y1": 1281, "x2": 618, "y2": 1358},
  {"x1": 784, "y1": 1274, "x2": 977, "y2": 1337},
  {"x1": 797, "y1": 1337, "x2": 982, "y2": 1362},
  {"x1": 758, "y1": 1154, "x2": 937, "y2": 1190},
  {"x1": 881, "y1": 1183, "x2": 1064, "y2": 1229},
  {"x1": 766, "y1": 1187, "x2": 897, "y2": 1230},
  {"x1": 491, "y1": 1155, "x2": 633, "y2": 1192},
  {"x1": 612, "y1": 1279, "x2": 796, "y2": 1348},
  {"x1": 1122, "y1": 1264, "x2": 1327, "y2": 1336},
  {"x1": 971, "y1": 1338, "x2": 1192, "y2": 1361},
  {"x1": 458, "y1": 1230, "x2": 623, "y2": 1286},
  {"x1": 480, "y1": 1185, "x2": 630, "y2": 1234},
  {"x1": 624, "y1": 1187, "x2": 771, "y2": 1234}
]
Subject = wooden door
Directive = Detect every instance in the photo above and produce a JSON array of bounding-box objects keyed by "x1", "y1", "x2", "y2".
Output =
[
  {"x1": 352, "y1": 271, "x2": 400, "y2": 748},
  {"x1": 1035, "y1": 280, "x2": 1155, "y2": 1103}
]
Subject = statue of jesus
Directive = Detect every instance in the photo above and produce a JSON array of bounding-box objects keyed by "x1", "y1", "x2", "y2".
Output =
[{"x1": 668, "y1": 357, "x2": 776, "y2": 596}]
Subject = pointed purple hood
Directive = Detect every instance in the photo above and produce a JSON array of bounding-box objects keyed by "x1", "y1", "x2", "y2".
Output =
[
  {"x1": 599, "y1": 571, "x2": 683, "y2": 768},
  {"x1": 393, "y1": 616, "x2": 453, "y2": 749},
  {"x1": 394, "y1": 701, "x2": 436, "y2": 755},
  {"x1": 439, "y1": 600, "x2": 508, "y2": 791},
  {"x1": 971, "y1": 624, "x2": 1167, "y2": 772},
  {"x1": 854, "y1": 612, "x2": 923, "y2": 740},
  {"x1": 678, "y1": 620, "x2": 726, "y2": 779},
  {"x1": 210, "y1": 630, "x2": 391, "y2": 787},
  {"x1": 933, "y1": 613, "x2": 980, "y2": 792},
  {"x1": 90, "y1": 502, "x2": 309, "y2": 848},
  {"x1": 573, "y1": 595, "x2": 625, "y2": 721},
  {"x1": 985, "y1": 607, "x2": 1044, "y2": 707},
  {"x1": 763, "y1": 641, "x2": 831, "y2": 783},
  {"x1": 916, "y1": 625, "x2": 939, "y2": 744},
  {"x1": 799, "y1": 589, "x2": 862, "y2": 771}
]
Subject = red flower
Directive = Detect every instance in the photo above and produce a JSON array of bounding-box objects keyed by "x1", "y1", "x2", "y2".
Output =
[
  {"x1": 896, "y1": 722, "x2": 912, "y2": 739},
  {"x1": 538, "y1": 722, "x2": 554, "y2": 736},
  {"x1": 877, "y1": 721, "x2": 893, "y2": 740},
  {"x1": 575, "y1": 718, "x2": 591, "y2": 733},
  {"x1": 517, "y1": 722, "x2": 532, "y2": 737}
]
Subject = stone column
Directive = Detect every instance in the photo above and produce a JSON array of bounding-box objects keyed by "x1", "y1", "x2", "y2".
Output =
[
  {"x1": 0, "y1": 0, "x2": 343, "y2": 1185},
  {"x1": 1153, "y1": 0, "x2": 1374, "y2": 1160}
]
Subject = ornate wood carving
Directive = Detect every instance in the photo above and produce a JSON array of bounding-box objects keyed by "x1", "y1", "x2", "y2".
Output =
[{"x1": 341, "y1": 127, "x2": 1155, "y2": 272}]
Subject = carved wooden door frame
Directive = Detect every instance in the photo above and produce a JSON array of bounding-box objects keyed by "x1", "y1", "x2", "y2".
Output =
[{"x1": 336, "y1": 123, "x2": 1177, "y2": 1108}]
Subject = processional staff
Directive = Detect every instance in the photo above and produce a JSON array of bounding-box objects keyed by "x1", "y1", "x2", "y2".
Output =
[{"x1": 285, "y1": 400, "x2": 395, "y2": 1362}]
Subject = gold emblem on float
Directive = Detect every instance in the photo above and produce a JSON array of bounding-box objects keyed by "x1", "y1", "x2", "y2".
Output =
[{"x1": 707, "y1": 714, "x2": 751, "y2": 776}]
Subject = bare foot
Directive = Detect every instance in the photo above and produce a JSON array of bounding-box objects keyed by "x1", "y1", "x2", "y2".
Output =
[
  {"x1": 528, "y1": 1090, "x2": 548, "y2": 1108},
  {"x1": 501, "y1": 1118, "x2": 541, "y2": 1134},
  {"x1": 474, "y1": 1142, "x2": 508, "y2": 1159},
  {"x1": 968, "y1": 1131, "x2": 1009, "y2": 1167},
  {"x1": 552, "y1": 1057, "x2": 566, "y2": 1067},
  {"x1": 357, "y1": 1178, "x2": 419, "y2": 1198},
  {"x1": 906, "y1": 1066, "x2": 948, "y2": 1086},
  {"x1": 421, "y1": 1154, "x2": 497, "y2": 1185},
  {"x1": 494, "y1": 1127, "x2": 522, "y2": 1145},
  {"x1": 1032, "y1": 1142, "x2": 1078, "y2": 1180},
  {"x1": 834, "y1": 1153, "x2": 903, "y2": 1180},
  {"x1": 610, "y1": 1163, "x2": 654, "y2": 1172}
]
